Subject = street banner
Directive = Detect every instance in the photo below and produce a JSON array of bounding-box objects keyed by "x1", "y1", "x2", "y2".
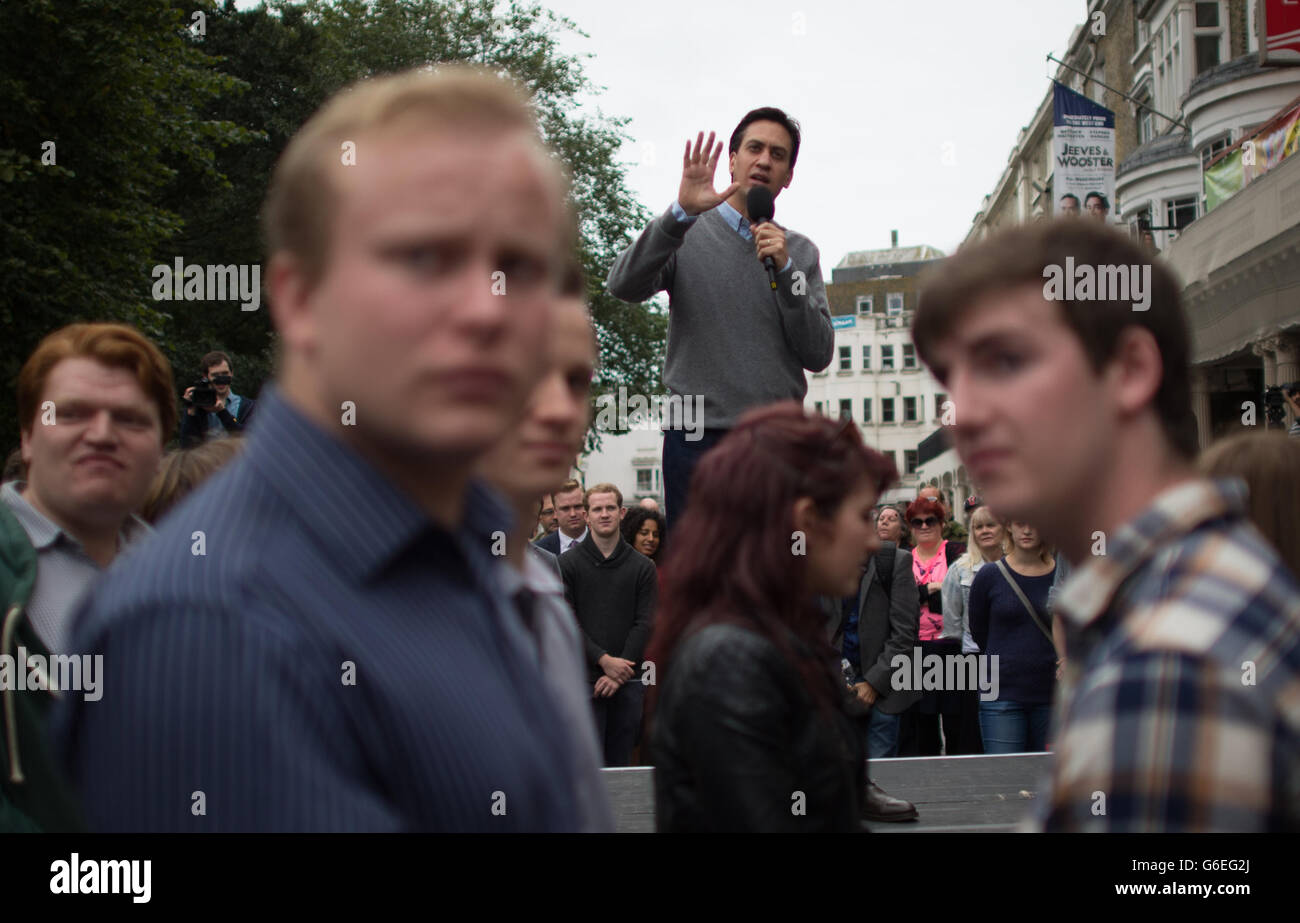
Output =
[
  {"x1": 1204, "y1": 98, "x2": 1300, "y2": 211},
  {"x1": 1261, "y1": 0, "x2": 1300, "y2": 66},
  {"x1": 1052, "y1": 82, "x2": 1116, "y2": 218}
]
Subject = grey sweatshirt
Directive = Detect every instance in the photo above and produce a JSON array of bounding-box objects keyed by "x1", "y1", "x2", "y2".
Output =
[{"x1": 606, "y1": 204, "x2": 834, "y2": 430}]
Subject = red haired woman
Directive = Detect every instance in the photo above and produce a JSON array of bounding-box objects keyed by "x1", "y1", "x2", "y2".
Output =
[
  {"x1": 896, "y1": 495, "x2": 982, "y2": 756},
  {"x1": 646, "y1": 403, "x2": 897, "y2": 831}
]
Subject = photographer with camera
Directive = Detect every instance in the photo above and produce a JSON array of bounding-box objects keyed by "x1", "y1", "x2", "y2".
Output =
[
  {"x1": 179, "y1": 351, "x2": 255, "y2": 448},
  {"x1": 1283, "y1": 384, "x2": 1300, "y2": 438}
]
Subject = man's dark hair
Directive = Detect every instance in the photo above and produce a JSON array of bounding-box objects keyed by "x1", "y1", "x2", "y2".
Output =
[
  {"x1": 729, "y1": 107, "x2": 802, "y2": 169},
  {"x1": 913, "y1": 220, "x2": 1197, "y2": 460},
  {"x1": 1060, "y1": 193, "x2": 1080, "y2": 206},
  {"x1": 1084, "y1": 191, "x2": 1109, "y2": 209},
  {"x1": 200, "y1": 351, "x2": 232, "y2": 376}
]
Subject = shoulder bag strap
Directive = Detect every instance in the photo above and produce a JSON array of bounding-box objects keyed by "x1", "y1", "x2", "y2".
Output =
[{"x1": 994, "y1": 559, "x2": 1055, "y2": 646}]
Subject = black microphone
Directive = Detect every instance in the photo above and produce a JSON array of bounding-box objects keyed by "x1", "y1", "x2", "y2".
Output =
[{"x1": 746, "y1": 185, "x2": 778, "y2": 290}]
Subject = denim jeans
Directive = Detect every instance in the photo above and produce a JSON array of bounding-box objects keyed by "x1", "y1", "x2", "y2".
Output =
[
  {"x1": 866, "y1": 708, "x2": 901, "y2": 759},
  {"x1": 978, "y1": 699, "x2": 1052, "y2": 754}
]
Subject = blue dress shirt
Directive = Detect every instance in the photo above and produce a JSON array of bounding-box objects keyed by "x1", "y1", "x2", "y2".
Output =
[
  {"x1": 52, "y1": 387, "x2": 583, "y2": 831},
  {"x1": 671, "y1": 199, "x2": 795, "y2": 272}
]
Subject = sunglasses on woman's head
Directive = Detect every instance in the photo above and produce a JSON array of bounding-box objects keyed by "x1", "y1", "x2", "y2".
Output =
[{"x1": 910, "y1": 517, "x2": 940, "y2": 528}]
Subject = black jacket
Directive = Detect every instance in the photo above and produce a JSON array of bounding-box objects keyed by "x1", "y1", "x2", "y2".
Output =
[
  {"x1": 532, "y1": 529, "x2": 562, "y2": 556},
  {"x1": 558, "y1": 533, "x2": 657, "y2": 682},
  {"x1": 824, "y1": 542, "x2": 923, "y2": 715},
  {"x1": 651, "y1": 621, "x2": 868, "y2": 832}
]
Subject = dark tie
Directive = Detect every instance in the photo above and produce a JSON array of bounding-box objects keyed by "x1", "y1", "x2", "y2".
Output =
[{"x1": 512, "y1": 586, "x2": 539, "y2": 639}]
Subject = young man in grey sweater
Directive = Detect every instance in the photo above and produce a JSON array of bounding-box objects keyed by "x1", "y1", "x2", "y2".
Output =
[{"x1": 606, "y1": 108, "x2": 834, "y2": 525}]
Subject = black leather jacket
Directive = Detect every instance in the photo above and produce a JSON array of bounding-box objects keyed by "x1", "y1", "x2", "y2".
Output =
[{"x1": 650, "y1": 621, "x2": 868, "y2": 832}]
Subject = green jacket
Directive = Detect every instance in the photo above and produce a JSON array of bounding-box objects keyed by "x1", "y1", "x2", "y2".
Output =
[{"x1": 0, "y1": 500, "x2": 84, "y2": 832}]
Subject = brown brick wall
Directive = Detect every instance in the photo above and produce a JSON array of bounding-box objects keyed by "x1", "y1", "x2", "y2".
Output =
[{"x1": 1229, "y1": 0, "x2": 1248, "y2": 60}]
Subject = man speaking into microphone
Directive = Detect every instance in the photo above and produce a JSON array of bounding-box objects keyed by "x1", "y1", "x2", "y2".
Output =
[{"x1": 606, "y1": 108, "x2": 833, "y2": 524}]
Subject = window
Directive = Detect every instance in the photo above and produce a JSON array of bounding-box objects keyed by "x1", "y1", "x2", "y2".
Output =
[
  {"x1": 838, "y1": 399, "x2": 852, "y2": 421},
  {"x1": 902, "y1": 343, "x2": 917, "y2": 369},
  {"x1": 862, "y1": 398, "x2": 872, "y2": 423},
  {"x1": 881, "y1": 345, "x2": 895, "y2": 371},
  {"x1": 861, "y1": 345, "x2": 871, "y2": 370},
  {"x1": 814, "y1": 401, "x2": 823, "y2": 415},
  {"x1": 838, "y1": 345, "x2": 851, "y2": 371},
  {"x1": 881, "y1": 398, "x2": 895, "y2": 423},
  {"x1": 903, "y1": 396, "x2": 918, "y2": 422},
  {"x1": 856, "y1": 295, "x2": 873, "y2": 315},
  {"x1": 935, "y1": 392, "x2": 948, "y2": 420},
  {"x1": 1201, "y1": 135, "x2": 1230, "y2": 168},
  {"x1": 1165, "y1": 196, "x2": 1197, "y2": 233},
  {"x1": 1127, "y1": 204, "x2": 1153, "y2": 240},
  {"x1": 884, "y1": 450, "x2": 897, "y2": 469},
  {"x1": 904, "y1": 450, "x2": 918, "y2": 475},
  {"x1": 886, "y1": 292, "x2": 904, "y2": 314},
  {"x1": 1155, "y1": 11, "x2": 1182, "y2": 127},
  {"x1": 1135, "y1": 15, "x2": 1150, "y2": 51},
  {"x1": 1135, "y1": 85, "x2": 1155, "y2": 144},
  {"x1": 1193, "y1": 1, "x2": 1222, "y2": 75},
  {"x1": 636, "y1": 469, "x2": 653, "y2": 492}
]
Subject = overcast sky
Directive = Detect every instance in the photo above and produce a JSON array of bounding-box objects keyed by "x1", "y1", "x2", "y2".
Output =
[{"x1": 542, "y1": 0, "x2": 1088, "y2": 276}]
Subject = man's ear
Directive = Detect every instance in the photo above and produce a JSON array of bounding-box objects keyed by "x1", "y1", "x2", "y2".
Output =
[
  {"x1": 728, "y1": 149, "x2": 738, "y2": 183},
  {"x1": 1107, "y1": 326, "x2": 1164, "y2": 419},
  {"x1": 267, "y1": 251, "x2": 317, "y2": 356},
  {"x1": 782, "y1": 166, "x2": 793, "y2": 189},
  {"x1": 19, "y1": 427, "x2": 31, "y2": 468}
]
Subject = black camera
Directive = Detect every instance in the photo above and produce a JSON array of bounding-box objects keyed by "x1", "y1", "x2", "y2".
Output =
[
  {"x1": 1263, "y1": 382, "x2": 1298, "y2": 425},
  {"x1": 184, "y1": 373, "x2": 231, "y2": 409}
]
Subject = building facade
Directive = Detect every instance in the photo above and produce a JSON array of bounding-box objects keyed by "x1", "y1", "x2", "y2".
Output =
[
  {"x1": 806, "y1": 242, "x2": 948, "y2": 504},
  {"x1": 957, "y1": 0, "x2": 1300, "y2": 479}
]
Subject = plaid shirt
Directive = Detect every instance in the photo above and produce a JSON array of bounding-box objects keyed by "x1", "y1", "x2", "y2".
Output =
[{"x1": 1025, "y1": 477, "x2": 1300, "y2": 832}]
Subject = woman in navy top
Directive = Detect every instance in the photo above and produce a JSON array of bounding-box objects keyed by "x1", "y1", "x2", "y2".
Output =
[{"x1": 967, "y1": 521, "x2": 1065, "y2": 753}]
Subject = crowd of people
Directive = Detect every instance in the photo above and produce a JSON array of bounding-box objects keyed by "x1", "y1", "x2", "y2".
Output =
[{"x1": 1, "y1": 64, "x2": 1298, "y2": 834}]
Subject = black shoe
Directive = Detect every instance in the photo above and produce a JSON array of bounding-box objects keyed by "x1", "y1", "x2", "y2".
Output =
[{"x1": 862, "y1": 781, "x2": 918, "y2": 822}]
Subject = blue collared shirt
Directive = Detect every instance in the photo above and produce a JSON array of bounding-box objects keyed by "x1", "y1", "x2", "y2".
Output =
[
  {"x1": 205, "y1": 391, "x2": 243, "y2": 438},
  {"x1": 52, "y1": 387, "x2": 584, "y2": 831},
  {"x1": 671, "y1": 199, "x2": 794, "y2": 272}
]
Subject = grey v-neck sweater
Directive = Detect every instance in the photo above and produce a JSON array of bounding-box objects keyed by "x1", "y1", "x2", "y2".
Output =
[{"x1": 606, "y1": 204, "x2": 834, "y2": 430}]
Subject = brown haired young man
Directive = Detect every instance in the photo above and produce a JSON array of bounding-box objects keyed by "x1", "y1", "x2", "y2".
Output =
[
  {"x1": 560, "y1": 482, "x2": 657, "y2": 766},
  {"x1": 2, "y1": 322, "x2": 172, "y2": 830},
  {"x1": 914, "y1": 219, "x2": 1300, "y2": 831},
  {"x1": 52, "y1": 68, "x2": 594, "y2": 832}
]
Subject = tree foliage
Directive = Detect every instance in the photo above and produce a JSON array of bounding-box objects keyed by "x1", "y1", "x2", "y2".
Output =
[
  {"x1": 1, "y1": 0, "x2": 664, "y2": 457},
  {"x1": 0, "y1": 0, "x2": 256, "y2": 450}
]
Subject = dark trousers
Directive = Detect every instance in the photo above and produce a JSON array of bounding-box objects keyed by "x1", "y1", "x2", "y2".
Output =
[
  {"x1": 592, "y1": 679, "x2": 646, "y2": 767},
  {"x1": 662, "y1": 427, "x2": 728, "y2": 528},
  {"x1": 896, "y1": 640, "x2": 984, "y2": 756}
]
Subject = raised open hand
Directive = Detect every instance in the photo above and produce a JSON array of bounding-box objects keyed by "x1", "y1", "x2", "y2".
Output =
[{"x1": 678, "y1": 130, "x2": 740, "y2": 216}]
